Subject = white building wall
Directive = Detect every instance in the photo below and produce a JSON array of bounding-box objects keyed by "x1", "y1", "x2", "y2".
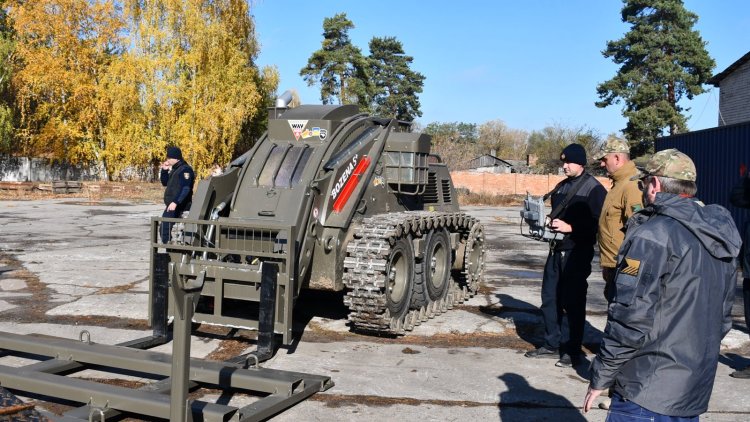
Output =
[
  {"x1": 0, "y1": 156, "x2": 155, "y2": 182},
  {"x1": 0, "y1": 157, "x2": 82, "y2": 182}
]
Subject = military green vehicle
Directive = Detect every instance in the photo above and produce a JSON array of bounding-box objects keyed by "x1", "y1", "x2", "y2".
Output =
[
  {"x1": 151, "y1": 93, "x2": 486, "y2": 348},
  {"x1": 0, "y1": 94, "x2": 485, "y2": 420}
]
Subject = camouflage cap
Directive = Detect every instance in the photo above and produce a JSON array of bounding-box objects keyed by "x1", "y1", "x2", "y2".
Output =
[
  {"x1": 643, "y1": 148, "x2": 696, "y2": 181},
  {"x1": 594, "y1": 138, "x2": 630, "y2": 160}
]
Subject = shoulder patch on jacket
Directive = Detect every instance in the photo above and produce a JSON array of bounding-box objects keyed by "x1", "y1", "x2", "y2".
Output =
[
  {"x1": 631, "y1": 204, "x2": 642, "y2": 213},
  {"x1": 620, "y1": 257, "x2": 640, "y2": 276},
  {"x1": 183, "y1": 172, "x2": 190, "y2": 180}
]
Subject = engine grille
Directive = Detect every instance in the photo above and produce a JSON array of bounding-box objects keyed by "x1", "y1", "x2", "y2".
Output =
[
  {"x1": 424, "y1": 172, "x2": 439, "y2": 203},
  {"x1": 441, "y1": 179, "x2": 452, "y2": 203}
]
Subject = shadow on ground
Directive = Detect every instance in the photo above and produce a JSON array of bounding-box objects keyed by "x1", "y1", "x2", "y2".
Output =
[
  {"x1": 497, "y1": 372, "x2": 587, "y2": 421},
  {"x1": 483, "y1": 293, "x2": 602, "y2": 379}
]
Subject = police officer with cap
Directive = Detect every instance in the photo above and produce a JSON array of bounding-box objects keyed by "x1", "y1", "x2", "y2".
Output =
[{"x1": 160, "y1": 146, "x2": 195, "y2": 242}]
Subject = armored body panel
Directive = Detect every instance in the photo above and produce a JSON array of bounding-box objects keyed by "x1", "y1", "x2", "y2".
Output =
[{"x1": 150, "y1": 101, "x2": 485, "y2": 344}]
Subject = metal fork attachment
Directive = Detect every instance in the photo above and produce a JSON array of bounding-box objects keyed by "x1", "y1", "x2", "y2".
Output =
[{"x1": 0, "y1": 254, "x2": 332, "y2": 421}]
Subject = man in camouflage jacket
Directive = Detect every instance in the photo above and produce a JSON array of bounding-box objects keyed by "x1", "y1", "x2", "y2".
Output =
[{"x1": 595, "y1": 137, "x2": 643, "y2": 303}]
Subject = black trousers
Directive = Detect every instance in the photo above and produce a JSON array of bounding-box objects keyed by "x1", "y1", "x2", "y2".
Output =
[
  {"x1": 161, "y1": 208, "x2": 182, "y2": 243},
  {"x1": 540, "y1": 246, "x2": 593, "y2": 353},
  {"x1": 739, "y1": 225, "x2": 750, "y2": 334}
]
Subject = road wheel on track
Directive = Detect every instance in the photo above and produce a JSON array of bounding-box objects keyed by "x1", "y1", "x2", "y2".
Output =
[
  {"x1": 425, "y1": 229, "x2": 451, "y2": 301},
  {"x1": 386, "y1": 237, "x2": 415, "y2": 319},
  {"x1": 464, "y1": 222, "x2": 485, "y2": 294},
  {"x1": 409, "y1": 261, "x2": 427, "y2": 310}
]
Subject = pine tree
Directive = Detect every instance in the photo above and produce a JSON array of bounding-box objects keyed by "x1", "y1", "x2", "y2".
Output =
[
  {"x1": 300, "y1": 13, "x2": 370, "y2": 110},
  {"x1": 596, "y1": 0, "x2": 715, "y2": 155},
  {"x1": 368, "y1": 36, "x2": 425, "y2": 122}
]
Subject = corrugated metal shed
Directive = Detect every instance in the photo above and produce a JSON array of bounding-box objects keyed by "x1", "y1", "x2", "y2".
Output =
[
  {"x1": 657, "y1": 120, "x2": 750, "y2": 236},
  {"x1": 468, "y1": 154, "x2": 512, "y2": 168},
  {"x1": 467, "y1": 154, "x2": 514, "y2": 173}
]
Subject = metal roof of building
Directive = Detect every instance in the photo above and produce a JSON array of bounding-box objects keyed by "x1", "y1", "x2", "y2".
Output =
[{"x1": 708, "y1": 51, "x2": 750, "y2": 86}]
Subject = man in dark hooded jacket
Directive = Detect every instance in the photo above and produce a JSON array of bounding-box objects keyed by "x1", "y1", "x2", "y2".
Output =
[{"x1": 583, "y1": 149, "x2": 740, "y2": 420}]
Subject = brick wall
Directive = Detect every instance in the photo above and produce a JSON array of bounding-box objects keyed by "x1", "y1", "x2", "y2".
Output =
[
  {"x1": 451, "y1": 171, "x2": 611, "y2": 195},
  {"x1": 718, "y1": 59, "x2": 750, "y2": 126}
]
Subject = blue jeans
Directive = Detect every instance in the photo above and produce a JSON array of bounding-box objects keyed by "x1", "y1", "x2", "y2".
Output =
[{"x1": 606, "y1": 393, "x2": 698, "y2": 422}]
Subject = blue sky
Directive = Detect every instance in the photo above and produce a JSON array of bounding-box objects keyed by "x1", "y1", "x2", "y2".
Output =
[{"x1": 252, "y1": 1, "x2": 750, "y2": 137}]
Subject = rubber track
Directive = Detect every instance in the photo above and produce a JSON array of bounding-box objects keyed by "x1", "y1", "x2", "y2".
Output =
[{"x1": 342, "y1": 211, "x2": 484, "y2": 335}]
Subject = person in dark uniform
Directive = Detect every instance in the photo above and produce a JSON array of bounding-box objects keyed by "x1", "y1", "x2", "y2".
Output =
[
  {"x1": 160, "y1": 146, "x2": 195, "y2": 243},
  {"x1": 524, "y1": 143, "x2": 606, "y2": 368},
  {"x1": 729, "y1": 164, "x2": 750, "y2": 379}
]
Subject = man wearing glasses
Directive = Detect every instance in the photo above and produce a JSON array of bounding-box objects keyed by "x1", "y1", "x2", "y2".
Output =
[{"x1": 584, "y1": 149, "x2": 740, "y2": 421}]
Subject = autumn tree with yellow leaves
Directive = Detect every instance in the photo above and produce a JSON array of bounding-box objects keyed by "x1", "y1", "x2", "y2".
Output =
[
  {"x1": 104, "y1": 0, "x2": 277, "y2": 179},
  {"x1": 9, "y1": 0, "x2": 124, "y2": 169},
  {"x1": 7, "y1": 0, "x2": 277, "y2": 180}
]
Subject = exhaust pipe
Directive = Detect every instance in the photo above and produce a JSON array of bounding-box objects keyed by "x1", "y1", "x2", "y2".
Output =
[{"x1": 275, "y1": 90, "x2": 293, "y2": 108}]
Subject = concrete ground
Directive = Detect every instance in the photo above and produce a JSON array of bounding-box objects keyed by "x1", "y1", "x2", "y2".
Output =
[{"x1": 0, "y1": 199, "x2": 749, "y2": 421}]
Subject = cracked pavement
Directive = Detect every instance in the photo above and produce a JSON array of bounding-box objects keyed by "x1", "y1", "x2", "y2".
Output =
[{"x1": 0, "y1": 199, "x2": 748, "y2": 421}]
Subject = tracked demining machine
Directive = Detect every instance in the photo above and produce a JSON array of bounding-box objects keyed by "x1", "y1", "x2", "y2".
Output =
[
  {"x1": 152, "y1": 92, "x2": 487, "y2": 346},
  {"x1": 0, "y1": 94, "x2": 486, "y2": 421}
]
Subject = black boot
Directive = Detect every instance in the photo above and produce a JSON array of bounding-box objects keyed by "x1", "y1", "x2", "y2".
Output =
[{"x1": 730, "y1": 366, "x2": 750, "y2": 379}]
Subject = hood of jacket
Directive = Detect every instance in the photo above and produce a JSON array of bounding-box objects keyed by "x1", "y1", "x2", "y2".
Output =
[{"x1": 651, "y1": 192, "x2": 741, "y2": 260}]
